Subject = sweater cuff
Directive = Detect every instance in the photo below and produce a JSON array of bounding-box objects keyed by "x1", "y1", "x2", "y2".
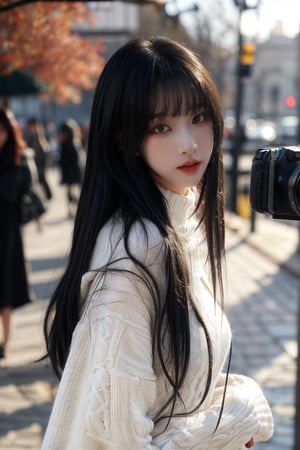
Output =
[{"x1": 216, "y1": 373, "x2": 274, "y2": 443}]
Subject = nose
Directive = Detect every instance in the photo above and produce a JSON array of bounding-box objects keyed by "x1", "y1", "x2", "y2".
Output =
[{"x1": 176, "y1": 129, "x2": 197, "y2": 155}]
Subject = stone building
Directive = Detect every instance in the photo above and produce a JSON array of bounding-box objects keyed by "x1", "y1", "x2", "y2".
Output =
[{"x1": 233, "y1": 27, "x2": 299, "y2": 121}]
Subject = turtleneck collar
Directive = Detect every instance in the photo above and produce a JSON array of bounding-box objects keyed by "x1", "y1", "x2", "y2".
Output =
[{"x1": 159, "y1": 186, "x2": 200, "y2": 234}]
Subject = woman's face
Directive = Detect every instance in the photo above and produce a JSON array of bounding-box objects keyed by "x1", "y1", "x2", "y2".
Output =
[
  {"x1": 142, "y1": 108, "x2": 214, "y2": 195},
  {"x1": 0, "y1": 123, "x2": 8, "y2": 150}
]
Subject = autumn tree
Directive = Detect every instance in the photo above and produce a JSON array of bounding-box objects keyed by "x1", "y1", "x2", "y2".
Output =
[{"x1": 0, "y1": 1, "x2": 105, "y2": 102}]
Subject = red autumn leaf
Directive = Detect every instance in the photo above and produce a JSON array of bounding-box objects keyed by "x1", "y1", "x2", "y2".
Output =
[{"x1": 0, "y1": 1, "x2": 105, "y2": 102}]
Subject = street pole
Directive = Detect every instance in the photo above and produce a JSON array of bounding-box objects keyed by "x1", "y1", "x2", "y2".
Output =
[
  {"x1": 230, "y1": 6, "x2": 243, "y2": 213},
  {"x1": 231, "y1": 0, "x2": 259, "y2": 216}
]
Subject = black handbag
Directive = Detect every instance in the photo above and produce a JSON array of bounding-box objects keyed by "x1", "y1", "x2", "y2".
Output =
[{"x1": 20, "y1": 189, "x2": 46, "y2": 225}]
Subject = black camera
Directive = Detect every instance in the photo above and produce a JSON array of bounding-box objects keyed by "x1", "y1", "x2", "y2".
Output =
[{"x1": 250, "y1": 146, "x2": 300, "y2": 220}]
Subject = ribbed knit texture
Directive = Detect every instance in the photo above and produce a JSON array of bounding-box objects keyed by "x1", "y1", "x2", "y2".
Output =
[{"x1": 41, "y1": 188, "x2": 273, "y2": 449}]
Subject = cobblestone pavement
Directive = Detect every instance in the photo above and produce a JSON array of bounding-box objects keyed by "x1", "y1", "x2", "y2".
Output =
[
  {"x1": 225, "y1": 228, "x2": 297, "y2": 450},
  {"x1": 0, "y1": 167, "x2": 298, "y2": 449}
]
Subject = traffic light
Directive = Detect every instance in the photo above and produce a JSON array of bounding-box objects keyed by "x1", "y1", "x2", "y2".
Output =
[
  {"x1": 239, "y1": 42, "x2": 256, "y2": 77},
  {"x1": 285, "y1": 95, "x2": 296, "y2": 108}
]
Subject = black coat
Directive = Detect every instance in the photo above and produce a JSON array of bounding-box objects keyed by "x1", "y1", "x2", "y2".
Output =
[
  {"x1": 59, "y1": 141, "x2": 82, "y2": 185},
  {"x1": 0, "y1": 157, "x2": 32, "y2": 309}
]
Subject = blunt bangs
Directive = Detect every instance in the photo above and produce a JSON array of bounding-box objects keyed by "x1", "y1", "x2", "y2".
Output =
[{"x1": 147, "y1": 72, "x2": 207, "y2": 121}]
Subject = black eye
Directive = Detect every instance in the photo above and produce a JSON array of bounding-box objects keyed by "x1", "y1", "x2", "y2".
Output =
[
  {"x1": 152, "y1": 124, "x2": 169, "y2": 134},
  {"x1": 193, "y1": 113, "x2": 205, "y2": 124}
]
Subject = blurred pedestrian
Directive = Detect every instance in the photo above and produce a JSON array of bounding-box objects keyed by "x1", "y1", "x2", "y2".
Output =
[
  {"x1": 42, "y1": 37, "x2": 273, "y2": 449},
  {"x1": 57, "y1": 119, "x2": 84, "y2": 218},
  {"x1": 26, "y1": 117, "x2": 53, "y2": 201},
  {"x1": 0, "y1": 108, "x2": 33, "y2": 359}
]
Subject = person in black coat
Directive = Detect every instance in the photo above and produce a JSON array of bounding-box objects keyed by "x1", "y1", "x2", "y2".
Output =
[
  {"x1": 58, "y1": 119, "x2": 85, "y2": 218},
  {"x1": 0, "y1": 108, "x2": 33, "y2": 359},
  {"x1": 26, "y1": 117, "x2": 53, "y2": 201}
]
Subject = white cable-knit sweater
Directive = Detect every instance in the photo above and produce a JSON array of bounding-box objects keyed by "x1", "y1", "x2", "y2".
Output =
[{"x1": 41, "y1": 188, "x2": 273, "y2": 449}]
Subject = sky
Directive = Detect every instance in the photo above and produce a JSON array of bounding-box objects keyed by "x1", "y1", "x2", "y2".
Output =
[
  {"x1": 166, "y1": 0, "x2": 300, "y2": 41},
  {"x1": 244, "y1": 0, "x2": 300, "y2": 40}
]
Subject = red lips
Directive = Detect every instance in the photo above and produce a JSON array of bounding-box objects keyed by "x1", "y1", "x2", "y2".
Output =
[{"x1": 177, "y1": 159, "x2": 201, "y2": 174}]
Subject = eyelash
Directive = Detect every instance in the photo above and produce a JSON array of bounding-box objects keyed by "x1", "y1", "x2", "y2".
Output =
[{"x1": 150, "y1": 112, "x2": 208, "y2": 134}]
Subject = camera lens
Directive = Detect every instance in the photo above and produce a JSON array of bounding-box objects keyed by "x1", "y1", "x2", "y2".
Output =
[{"x1": 288, "y1": 166, "x2": 300, "y2": 215}]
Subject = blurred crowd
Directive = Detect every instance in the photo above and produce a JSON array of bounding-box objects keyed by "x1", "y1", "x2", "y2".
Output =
[
  {"x1": 22, "y1": 114, "x2": 87, "y2": 217},
  {"x1": 0, "y1": 107, "x2": 86, "y2": 359}
]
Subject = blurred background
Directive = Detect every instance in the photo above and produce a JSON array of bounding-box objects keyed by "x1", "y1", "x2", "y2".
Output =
[{"x1": 1, "y1": 0, "x2": 300, "y2": 214}]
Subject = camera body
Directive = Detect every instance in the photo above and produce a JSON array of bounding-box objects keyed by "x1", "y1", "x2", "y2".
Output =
[{"x1": 250, "y1": 146, "x2": 300, "y2": 220}]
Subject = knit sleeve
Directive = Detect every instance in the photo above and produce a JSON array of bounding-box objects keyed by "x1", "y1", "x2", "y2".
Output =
[
  {"x1": 152, "y1": 373, "x2": 273, "y2": 450},
  {"x1": 81, "y1": 222, "x2": 166, "y2": 449},
  {"x1": 83, "y1": 267, "x2": 162, "y2": 450}
]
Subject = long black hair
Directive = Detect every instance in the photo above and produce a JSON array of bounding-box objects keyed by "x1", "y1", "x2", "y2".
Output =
[
  {"x1": 44, "y1": 36, "x2": 225, "y2": 423},
  {"x1": 0, "y1": 108, "x2": 26, "y2": 166}
]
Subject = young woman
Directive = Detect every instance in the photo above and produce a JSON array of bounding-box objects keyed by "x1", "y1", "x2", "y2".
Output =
[
  {"x1": 42, "y1": 37, "x2": 273, "y2": 449},
  {"x1": 0, "y1": 108, "x2": 32, "y2": 359}
]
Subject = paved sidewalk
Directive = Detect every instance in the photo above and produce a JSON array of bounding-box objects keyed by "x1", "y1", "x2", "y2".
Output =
[
  {"x1": 0, "y1": 167, "x2": 298, "y2": 449},
  {"x1": 225, "y1": 212, "x2": 298, "y2": 450},
  {"x1": 225, "y1": 210, "x2": 300, "y2": 279}
]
